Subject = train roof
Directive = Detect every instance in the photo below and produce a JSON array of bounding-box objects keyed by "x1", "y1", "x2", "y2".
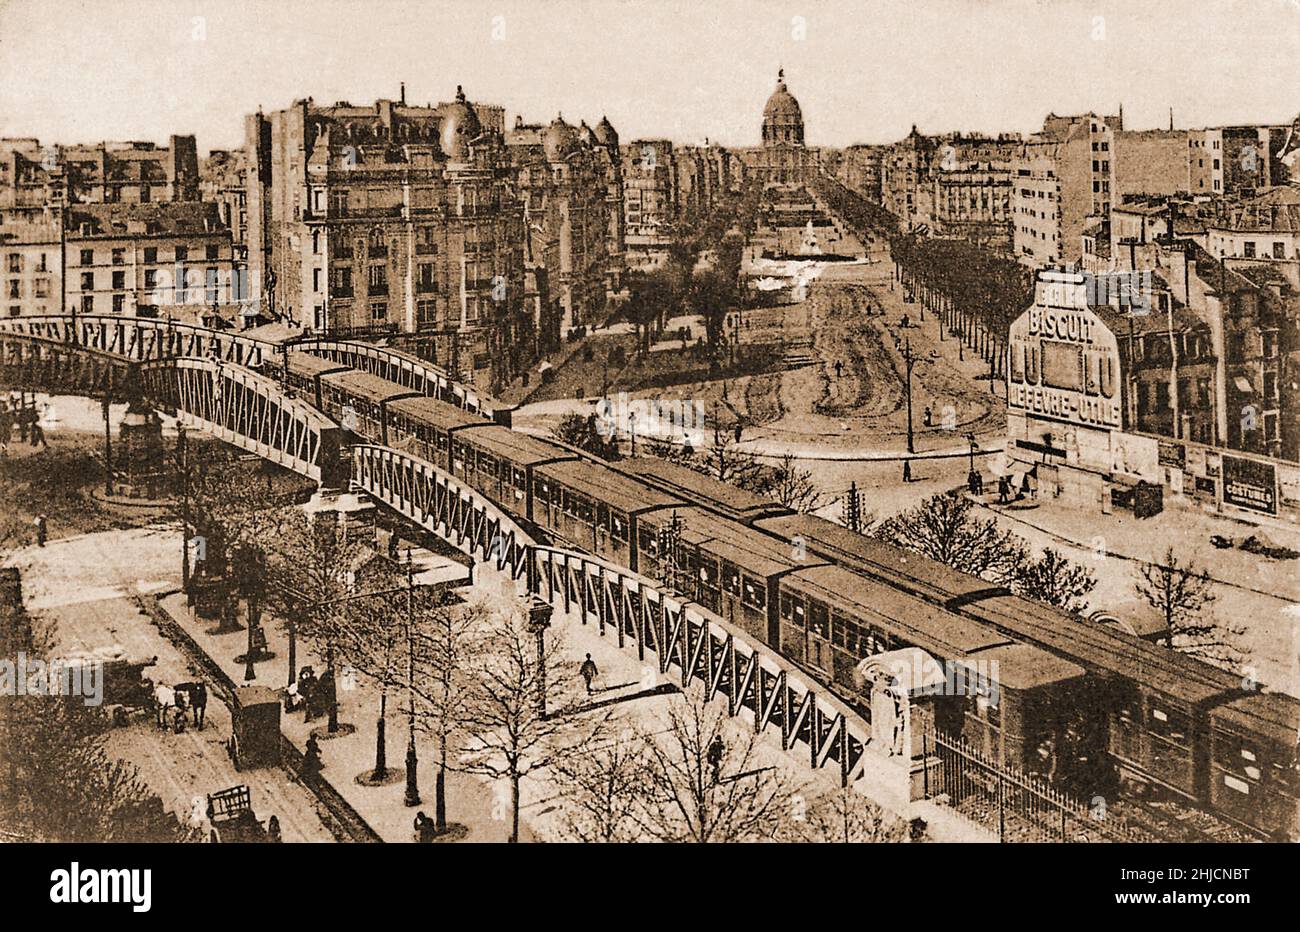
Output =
[
  {"x1": 455, "y1": 425, "x2": 575, "y2": 466},
  {"x1": 1211, "y1": 691, "x2": 1300, "y2": 747},
  {"x1": 617, "y1": 457, "x2": 792, "y2": 521},
  {"x1": 286, "y1": 351, "x2": 349, "y2": 378},
  {"x1": 754, "y1": 513, "x2": 1006, "y2": 603},
  {"x1": 321, "y1": 367, "x2": 419, "y2": 403},
  {"x1": 960, "y1": 642, "x2": 1088, "y2": 691},
  {"x1": 968, "y1": 595, "x2": 1240, "y2": 706},
  {"x1": 387, "y1": 395, "x2": 487, "y2": 430},
  {"x1": 786, "y1": 564, "x2": 1014, "y2": 660},
  {"x1": 535, "y1": 459, "x2": 682, "y2": 514},
  {"x1": 643, "y1": 505, "x2": 812, "y2": 578}
]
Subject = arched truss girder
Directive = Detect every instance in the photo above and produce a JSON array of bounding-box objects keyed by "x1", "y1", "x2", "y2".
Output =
[
  {"x1": 294, "y1": 339, "x2": 505, "y2": 423},
  {"x1": 349, "y1": 442, "x2": 869, "y2": 786},
  {"x1": 0, "y1": 315, "x2": 276, "y2": 368},
  {"x1": 0, "y1": 332, "x2": 137, "y2": 400},
  {"x1": 140, "y1": 357, "x2": 345, "y2": 485}
]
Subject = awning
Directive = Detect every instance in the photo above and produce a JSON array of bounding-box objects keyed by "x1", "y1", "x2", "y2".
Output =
[{"x1": 1234, "y1": 375, "x2": 1255, "y2": 394}]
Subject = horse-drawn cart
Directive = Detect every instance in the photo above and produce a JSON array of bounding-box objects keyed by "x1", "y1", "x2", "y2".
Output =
[
  {"x1": 227, "y1": 686, "x2": 281, "y2": 770},
  {"x1": 53, "y1": 650, "x2": 158, "y2": 726},
  {"x1": 202, "y1": 785, "x2": 279, "y2": 843}
]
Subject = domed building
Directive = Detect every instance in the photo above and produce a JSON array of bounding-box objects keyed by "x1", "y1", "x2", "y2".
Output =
[
  {"x1": 754, "y1": 68, "x2": 816, "y2": 184},
  {"x1": 438, "y1": 86, "x2": 482, "y2": 162},
  {"x1": 762, "y1": 69, "x2": 804, "y2": 147}
]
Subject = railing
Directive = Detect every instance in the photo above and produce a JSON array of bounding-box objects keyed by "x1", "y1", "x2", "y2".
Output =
[{"x1": 920, "y1": 728, "x2": 1143, "y2": 842}]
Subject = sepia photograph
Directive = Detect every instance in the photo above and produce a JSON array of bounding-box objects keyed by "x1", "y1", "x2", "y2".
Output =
[{"x1": 0, "y1": 0, "x2": 1296, "y2": 913}]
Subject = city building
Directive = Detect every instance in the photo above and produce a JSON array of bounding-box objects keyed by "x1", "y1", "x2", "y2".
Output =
[
  {"x1": 199, "y1": 149, "x2": 250, "y2": 265},
  {"x1": 244, "y1": 88, "x2": 534, "y2": 392},
  {"x1": 622, "y1": 139, "x2": 676, "y2": 268},
  {"x1": 1012, "y1": 112, "x2": 1122, "y2": 267},
  {"x1": 62, "y1": 201, "x2": 236, "y2": 319},
  {"x1": 506, "y1": 113, "x2": 619, "y2": 340},
  {"x1": 1206, "y1": 185, "x2": 1300, "y2": 288},
  {"x1": 1, "y1": 214, "x2": 62, "y2": 318}
]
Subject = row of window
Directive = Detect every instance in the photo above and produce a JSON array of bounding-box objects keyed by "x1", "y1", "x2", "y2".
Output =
[{"x1": 76, "y1": 245, "x2": 221, "y2": 265}]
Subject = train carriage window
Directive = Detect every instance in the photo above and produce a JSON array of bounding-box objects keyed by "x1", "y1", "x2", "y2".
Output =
[
  {"x1": 1148, "y1": 701, "x2": 1190, "y2": 747},
  {"x1": 512, "y1": 467, "x2": 527, "y2": 491},
  {"x1": 573, "y1": 494, "x2": 593, "y2": 523},
  {"x1": 864, "y1": 626, "x2": 888, "y2": 655},
  {"x1": 832, "y1": 611, "x2": 849, "y2": 649},
  {"x1": 792, "y1": 598, "x2": 806, "y2": 628},
  {"x1": 779, "y1": 591, "x2": 795, "y2": 621},
  {"x1": 722, "y1": 562, "x2": 740, "y2": 596},
  {"x1": 698, "y1": 557, "x2": 719, "y2": 592},
  {"x1": 741, "y1": 575, "x2": 765, "y2": 610},
  {"x1": 480, "y1": 452, "x2": 498, "y2": 479},
  {"x1": 809, "y1": 600, "x2": 830, "y2": 639},
  {"x1": 638, "y1": 527, "x2": 657, "y2": 554},
  {"x1": 610, "y1": 511, "x2": 629, "y2": 541},
  {"x1": 536, "y1": 480, "x2": 550, "y2": 504}
]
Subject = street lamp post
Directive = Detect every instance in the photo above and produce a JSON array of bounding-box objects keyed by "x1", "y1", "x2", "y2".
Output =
[
  {"x1": 403, "y1": 549, "x2": 421, "y2": 807},
  {"x1": 526, "y1": 595, "x2": 553, "y2": 719},
  {"x1": 902, "y1": 338, "x2": 916, "y2": 455}
]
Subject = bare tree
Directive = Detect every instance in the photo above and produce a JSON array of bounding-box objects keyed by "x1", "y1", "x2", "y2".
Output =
[
  {"x1": 767, "y1": 453, "x2": 824, "y2": 514},
  {"x1": 459, "y1": 602, "x2": 601, "y2": 842},
  {"x1": 0, "y1": 623, "x2": 193, "y2": 842},
  {"x1": 873, "y1": 490, "x2": 1027, "y2": 584},
  {"x1": 1012, "y1": 547, "x2": 1097, "y2": 614},
  {"x1": 633, "y1": 686, "x2": 796, "y2": 843},
  {"x1": 408, "y1": 594, "x2": 491, "y2": 833},
  {"x1": 261, "y1": 507, "x2": 366, "y2": 732},
  {"x1": 1135, "y1": 548, "x2": 1243, "y2": 670},
  {"x1": 778, "y1": 784, "x2": 911, "y2": 843},
  {"x1": 548, "y1": 731, "x2": 648, "y2": 843}
]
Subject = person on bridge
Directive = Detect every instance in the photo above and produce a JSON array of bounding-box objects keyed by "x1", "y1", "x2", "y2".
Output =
[{"x1": 579, "y1": 654, "x2": 598, "y2": 695}]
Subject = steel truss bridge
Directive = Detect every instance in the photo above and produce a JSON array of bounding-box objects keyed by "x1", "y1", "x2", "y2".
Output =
[{"x1": 0, "y1": 315, "x2": 872, "y2": 788}]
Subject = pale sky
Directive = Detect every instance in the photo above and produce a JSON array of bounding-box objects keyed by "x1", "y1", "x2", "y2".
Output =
[{"x1": 1, "y1": 0, "x2": 1297, "y2": 153}]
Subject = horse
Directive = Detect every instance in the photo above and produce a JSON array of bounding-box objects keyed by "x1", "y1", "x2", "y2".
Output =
[{"x1": 174, "y1": 682, "x2": 208, "y2": 729}]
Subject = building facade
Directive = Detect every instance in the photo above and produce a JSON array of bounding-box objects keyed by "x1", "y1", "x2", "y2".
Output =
[{"x1": 244, "y1": 89, "x2": 534, "y2": 392}]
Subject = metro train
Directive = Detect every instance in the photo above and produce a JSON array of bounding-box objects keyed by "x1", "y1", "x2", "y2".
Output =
[{"x1": 268, "y1": 352, "x2": 1300, "y2": 839}]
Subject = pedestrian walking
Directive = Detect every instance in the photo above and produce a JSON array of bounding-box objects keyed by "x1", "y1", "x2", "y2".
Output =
[
  {"x1": 579, "y1": 653, "x2": 598, "y2": 695},
  {"x1": 35, "y1": 514, "x2": 47, "y2": 547},
  {"x1": 266, "y1": 815, "x2": 282, "y2": 843},
  {"x1": 0, "y1": 404, "x2": 11, "y2": 453},
  {"x1": 29, "y1": 420, "x2": 46, "y2": 449},
  {"x1": 707, "y1": 735, "x2": 725, "y2": 784},
  {"x1": 902, "y1": 459, "x2": 912, "y2": 483},
  {"x1": 303, "y1": 734, "x2": 322, "y2": 778},
  {"x1": 923, "y1": 405, "x2": 932, "y2": 427},
  {"x1": 998, "y1": 475, "x2": 1009, "y2": 504},
  {"x1": 833, "y1": 359, "x2": 843, "y2": 380}
]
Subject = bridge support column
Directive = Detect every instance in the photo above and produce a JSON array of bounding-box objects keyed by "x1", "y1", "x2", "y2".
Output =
[{"x1": 115, "y1": 399, "x2": 165, "y2": 499}]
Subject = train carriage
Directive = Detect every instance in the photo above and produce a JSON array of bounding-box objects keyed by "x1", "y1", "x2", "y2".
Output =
[
  {"x1": 777, "y1": 565, "x2": 1014, "y2": 697},
  {"x1": 386, "y1": 395, "x2": 487, "y2": 468},
  {"x1": 617, "y1": 457, "x2": 792, "y2": 523},
  {"x1": 533, "y1": 460, "x2": 682, "y2": 568},
  {"x1": 317, "y1": 369, "x2": 419, "y2": 443},
  {"x1": 281, "y1": 351, "x2": 349, "y2": 410},
  {"x1": 961, "y1": 594, "x2": 1242, "y2": 802},
  {"x1": 951, "y1": 643, "x2": 1088, "y2": 778},
  {"x1": 1208, "y1": 691, "x2": 1300, "y2": 839},
  {"x1": 451, "y1": 427, "x2": 575, "y2": 523},
  {"x1": 754, "y1": 512, "x2": 1009, "y2": 607},
  {"x1": 635, "y1": 506, "x2": 817, "y2": 645}
]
